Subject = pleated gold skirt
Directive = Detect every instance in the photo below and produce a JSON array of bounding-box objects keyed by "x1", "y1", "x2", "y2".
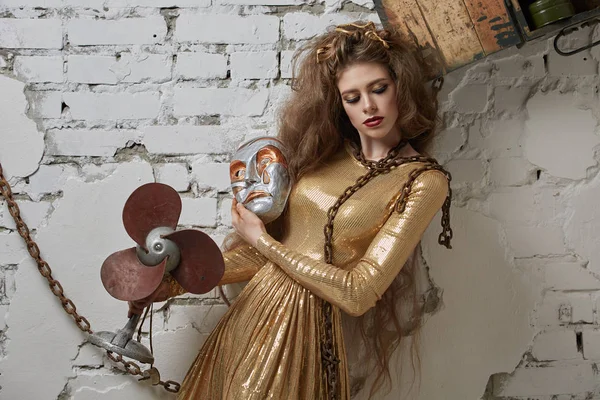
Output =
[{"x1": 177, "y1": 262, "x2": 349, "y2": 399}]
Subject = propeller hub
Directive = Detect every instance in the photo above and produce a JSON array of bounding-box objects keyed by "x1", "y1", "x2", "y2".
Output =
[{"x1": 136, "y1": 226, "x2": 181, "y2": 273}]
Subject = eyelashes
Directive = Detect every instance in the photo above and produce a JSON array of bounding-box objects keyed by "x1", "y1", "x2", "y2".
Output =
[{"x1": 343, "y1": 85, "x2": 388, "y2": 104}]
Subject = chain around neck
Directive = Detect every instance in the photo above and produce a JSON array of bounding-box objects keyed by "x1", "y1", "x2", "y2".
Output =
[{"x1": 349, "y1": 138, "x2": 409, "y2": 170}]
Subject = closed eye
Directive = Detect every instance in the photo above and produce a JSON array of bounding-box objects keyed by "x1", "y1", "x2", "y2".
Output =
[{"x1": 373, "y1": 85, "x2": 387, "y2": 94}]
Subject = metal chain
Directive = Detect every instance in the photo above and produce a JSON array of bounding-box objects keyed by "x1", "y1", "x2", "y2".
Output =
[
  {"x1": 0, "y1": 162, "x2": 180, "y2": 393},
  {"x1": 320, "y1": 141, "x2": 453, "y2": 399}
]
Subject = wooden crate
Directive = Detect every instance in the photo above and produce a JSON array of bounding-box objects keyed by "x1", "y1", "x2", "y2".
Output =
[{"x1": 375, "y1": 0, "x2": 522, "y2": 77}]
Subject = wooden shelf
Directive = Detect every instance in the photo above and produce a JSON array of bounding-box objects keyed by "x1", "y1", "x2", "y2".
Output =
[
  {"x1": 375, "y1": 0, "x2": 600, "y2": 79},
  {"x1": 509, "y1": 0, "x2": 600, "y2": 43}
]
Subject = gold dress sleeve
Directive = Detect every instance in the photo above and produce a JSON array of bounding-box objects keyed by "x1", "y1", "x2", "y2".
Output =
[
  {"x1": 165, "y1": 244, "x2": 268, "y2": 298},
  {"x1": 255, "y1": 171, "x2": 448, "y2": 317}
]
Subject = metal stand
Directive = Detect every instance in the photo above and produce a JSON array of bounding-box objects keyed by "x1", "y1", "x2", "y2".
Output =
[{"x1": 88, "y1": 313, "x2": 154, "y2": 364}]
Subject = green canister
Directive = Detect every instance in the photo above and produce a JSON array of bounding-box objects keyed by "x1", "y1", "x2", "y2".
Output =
[{"x1": 529, "y1": 0, "x2": 575, "y2": 29}]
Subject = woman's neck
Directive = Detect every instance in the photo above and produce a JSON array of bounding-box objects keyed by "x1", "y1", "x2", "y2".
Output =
[{"x1": 359, "y1": 134, "x2": 403, "y2": 161}]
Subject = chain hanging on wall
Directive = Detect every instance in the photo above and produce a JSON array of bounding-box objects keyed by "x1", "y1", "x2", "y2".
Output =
[{"x1": 0, "y1": 162, "x2": 181, "y2": 394}]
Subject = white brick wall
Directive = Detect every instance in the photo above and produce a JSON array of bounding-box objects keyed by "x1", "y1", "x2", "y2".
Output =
[
  {"x1": 67, "y1": 18, "x2": 167, "y2": 46},
  {"x1": 176, "y1": 52, "x2": 227, "y2": 80},
  {"x1": 0, "y1": 19, "x2": 63, "y2": 49},
  {"x1": 46, "y1": 129, "x2": 141, "y2": 156},
  {"x1": 143, "y1": 125, "x2": 241, "y2": 155},
  {"x1": 62, "y1": 92, "x2": 161, "y2": 120},
  {"x1": 173, "y1": 88, "x2": 269, "y2": 116},
  {"x1": 155, "y1": 163, "x2": 190, "y2": 192},
  {"x1": 1, "y1": 1, "x2": 600, "y2": 399},
  {"x1": 68, "y1": 54, "x2": 172, "y2": 84},
  {"x1": 13, "y1": 56, "x2": 64, "y2": 83},
  {"x1": 230, "y1": 51, "x2": 278, "y2": 79},
  {"x1": 176, "y1": 14, "x2": 279, "y2": 44}
]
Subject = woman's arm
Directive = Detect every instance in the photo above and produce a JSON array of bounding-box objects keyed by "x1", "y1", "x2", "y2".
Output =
[
  {"x1": 165, "y1": 244, "x2": 268, "y2": 297},
  {"x1": 254, "y1": 171, "x2": 448, "y2": 317}
]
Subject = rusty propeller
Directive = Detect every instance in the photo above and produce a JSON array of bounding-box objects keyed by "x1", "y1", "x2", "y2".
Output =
[{"x1": 100, "y1": 183, "x2": 225, "y2": 301}]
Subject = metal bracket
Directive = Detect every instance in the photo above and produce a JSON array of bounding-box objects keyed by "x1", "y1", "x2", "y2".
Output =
[{"x1": 554, "y1": 16, "x2": 600, "y2": 56}]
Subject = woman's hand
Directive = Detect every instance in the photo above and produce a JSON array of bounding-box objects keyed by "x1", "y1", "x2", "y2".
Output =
[
  {"x1": 127, "y1": 280, "x2": 171, "y2": 318},
  {"x1": 231, "y1": 198, "x2": 266, "y2": 247}
]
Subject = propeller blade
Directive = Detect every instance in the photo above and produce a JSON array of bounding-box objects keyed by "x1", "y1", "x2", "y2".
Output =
[
  {"x1": 100, "y1": 248, "x2": 167, "y2": 301},
  {"x1": 165, "y1": 230, "x2": 225, "y2": 294},
  {"x1": 123, "y1": 183, "x2": 182, "y2": 250}
]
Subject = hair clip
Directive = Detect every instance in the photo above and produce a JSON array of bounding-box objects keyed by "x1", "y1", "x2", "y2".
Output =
[{"x1": 334, "y1": 22, "x2": 390, "y2": 49}]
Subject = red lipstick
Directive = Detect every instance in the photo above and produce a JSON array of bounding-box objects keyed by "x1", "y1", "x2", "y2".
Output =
[{"x1": 363, "y1": 116, "x2": 383, "y2": 128}]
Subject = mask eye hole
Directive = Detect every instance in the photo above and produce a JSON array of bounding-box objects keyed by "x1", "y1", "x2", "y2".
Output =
[
  {"x1": 230, "y1": 160, "x2": 246, "y2": 182},
  {"x1": 256, "y1": 145, "x2": 286, "y2": 176}
]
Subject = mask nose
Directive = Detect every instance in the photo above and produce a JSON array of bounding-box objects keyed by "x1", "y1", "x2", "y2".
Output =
[{"x1": 245, "y1": 156, "x2": 260, "y2": 183}]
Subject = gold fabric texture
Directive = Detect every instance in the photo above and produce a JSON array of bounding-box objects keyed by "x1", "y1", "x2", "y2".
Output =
[
  {"x1": 166, "y1": 244, "x2": 268, "y2": 297},
  {"x1": 177, "y1": 144, "x2": 448, "y2": 400}
]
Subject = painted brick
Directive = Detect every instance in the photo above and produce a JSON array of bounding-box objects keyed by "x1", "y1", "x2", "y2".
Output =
[
  {"x1": 450, "y1": 84, "x2": 488, "y2": 113},
  {"x1": 494, "y1": 86, "x2": 530, "y2": 113},
  {"x1": 280, "y1": 50, "x2": 295, "y2": 79},
  {"x1": 489, "y1": 157, "x2": 535, "y2": 186},
  {"x1": 68, "y1": 54, "x2": 171, "y2": 84},
  {"x1": 494, "y1": 55, "x2": 544, "y2": 78},
  {"x1": 0, "y1": 200, "x2": 51, "y2": 231},
  {"x1": 444, "y1": 159, "x2": 484, "y2": 185},
  {"x1": 72, "y1": 344, "x2": 103, "y2": 367},
  {"x1": 283, "y1": 12, "x2": 376, "y2": 40},
  {"x1": 582, "y1": 329, "x2": 600, "y2": 359},
  {"x1": 468, "y1": 119, "x2": 524, "y2": 157},
  {"x1": 28, "y1": 91, "x2": 62, "y2": 119},
  {"x1": 155, "y1": 163, "x2": 190, "y2": 192},
  {"x1": 24, "y1": 164, "x2": 79, "y2": 200},
  {"x1": 220, "y1": 198, "x2": 233, "y2": 226},
  {"x1": 101, "y1": 0, "x2": 210, "y2": 6},
  {"x1": 45, "y1": 129, "x2": 141, "y2": 157},
  {"x1": 230, "y1": 51, "x2": 278, "y2": 79},
  {"x1": 176, "y1": 52, "x2": 227, "y2": 80},
  {"x1": 431, "y1": 127, "x2": 465, "y2": 157},
  {"x1": 176, "y1": 14, "x2": 279, "y2": 44},
  {"x1": 537, "y1": 292, "x2": 593, "y2": 326},
  {"x1": 493, "y1": 364, "x2": 595, "y2": 396},
  {"x1": 173, "y1": 88, "x2": 268, "y2": 116},
  {"x1": 67, "y1": 18, "x2": 166, "y2": 46},
  {"x1": 545, "y1": 262, "x2": 600, "y2": 291},
  {"x1": 62, "y1": 92, "x2": 160, "y2": 120},
  {"x1": 488, "y1": 187, "x2": 557, "y2": 226},
  {"x1": 505, "y1": 226, "x2": 565, "y2": 258},
  {"x1": 0, "y1": 19, "x2": 62, "y2": 49},
  {"x1": 167, "y1": 304, "x2": 228, "y2": 332},
  {"x1": 179, "y1": 197, "x2": 218, "y2": 227},
  {"x1": 13, "y1": 56, "x2": 63, "y2": 83},
  {"x1": 547, "y1": 51, "x2": 598, "y2": 76},
  {"x1": 525, "y1": 91, "x2": 600, "y2": 180},
  {"x1": 531, "y1": 330, "x2": 579, "y2": 361},
  {"x1": 191, "y1": 162, "x2": 230, "y2": 192},
  {"x1": 143, "y1": 126, "x2": 241, "y2": 155},
  {"x1": 1, "y1": 0, "x2": 62, "y2": 6},
  {"x1": 0, "y1": 234, "x2": 30, "y2": 265},
  {"x1": 217, "y1": 0, "x2": 299, "y2": 5}
]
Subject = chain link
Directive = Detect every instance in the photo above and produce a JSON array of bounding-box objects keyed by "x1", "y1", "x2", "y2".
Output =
[
  {"x1": 0, "y1": 164, "x2": 94, "y2": 335},
  {"x1": 320, "y1": 141, "x2": 453, "y2": 399},
  {"x1": 0, "y1": 162, "x2": 180, "y2": 393}
]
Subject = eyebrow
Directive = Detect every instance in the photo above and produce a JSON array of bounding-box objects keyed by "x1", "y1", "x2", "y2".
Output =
[{"x1": 340, "y1": 78, "x2": 389, "y2": 96}]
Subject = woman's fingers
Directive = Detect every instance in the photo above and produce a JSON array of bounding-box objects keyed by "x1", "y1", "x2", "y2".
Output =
[{"x1": 231, "y1": 200, "x2": 240, "y2": 228}]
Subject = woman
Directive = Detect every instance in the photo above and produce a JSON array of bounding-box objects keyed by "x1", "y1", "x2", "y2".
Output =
[{"x1": 131, "y1": 21, "x2": 452, "y2": 399}]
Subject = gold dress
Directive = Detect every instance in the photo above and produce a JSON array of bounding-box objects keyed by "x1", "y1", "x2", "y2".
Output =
[{"x1": 170, "y1": 143, "x2": 448, "y2": 399}]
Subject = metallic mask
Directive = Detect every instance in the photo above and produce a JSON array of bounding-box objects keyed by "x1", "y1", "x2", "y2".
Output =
[{"x1": 230, "y1": 137, "x2": 291, "y2": 224}]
